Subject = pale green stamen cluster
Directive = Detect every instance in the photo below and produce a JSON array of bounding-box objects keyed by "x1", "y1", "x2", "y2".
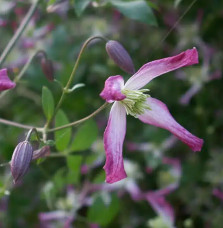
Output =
[{"x1": 120, "y1": 88, "x2": 151, "y2": 117}]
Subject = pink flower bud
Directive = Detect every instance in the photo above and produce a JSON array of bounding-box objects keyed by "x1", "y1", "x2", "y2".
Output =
[
  {"x1": 106, "y1": 40, "x2": 135, "y2": 74},
  {"x1": 10, "y1": 141, "x2": 33, "y2": 184},
  {"x1": 32, "y1": 146, "x2": 50, "y2": 160},
  {"x1": 41, "y1": 58, "x2": 54, "y2": 81}
]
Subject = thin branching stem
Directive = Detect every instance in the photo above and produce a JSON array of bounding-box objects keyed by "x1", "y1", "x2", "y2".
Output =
[
  {"x1": 0, "y1": 118, "x2": 43, "y2": 132},
  {"x1": 43, "y1": 35, "x2": 107, "y2": 131},
  {"x1": 0, "y1": 0, "x2": 41, "y2": 66},
  {"x1": 47, "y1": 102, "x2": 109, "y2": 133}
]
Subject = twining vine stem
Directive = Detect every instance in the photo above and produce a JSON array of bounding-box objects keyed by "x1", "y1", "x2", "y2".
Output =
[
  {"x1": 0, "y1": 102, "x2": 109, "y2": 133},
  {"x1": 44, "y1": 35, "x2": 107, "y2": 131},
  {"x1": 0, "y1": 0, "x2": 41, "y2": 67},
  {"x1": 0, "y1": 118, "x2": 41, "y2": 131},
  {"x1": 47, "y1": 102, "x2": 109, "y2": 132},
  {"x1": 0, "y1": 30, "x2": 108, "y2": 141}
]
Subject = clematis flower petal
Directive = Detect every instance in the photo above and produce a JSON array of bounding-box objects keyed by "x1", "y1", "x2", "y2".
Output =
[
  {"x1": 146, "y1": 192, "x2": 175, "y2": 226},
  {"x1": 100, "y1": 75, "x2": 126, "y2": 103},
  {"x1": 0, "y1": 68, "x2": 16, "y2": 91},
  {"x1": 103, "y1": 102, "x2": 127, "y2": 183},
  {"x1": 125, "y1": 48, "x2": 198, "y2": 90},
  {"x1": 138, "y1": 97, "x2": 203, "y2": 151}
]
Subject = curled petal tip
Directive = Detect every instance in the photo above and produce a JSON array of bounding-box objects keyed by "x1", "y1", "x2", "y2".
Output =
[
  {"x1": 186, "y1": 47, "x2": 199, "y2": 65},
  {"x1": 125, "y1": 48, "x2": 199, "y2": 90},
  {"x1": 138, "y1": 97, "x2": 204, "y2": 153},
  {"x1": 190, "y1": 138, "x2": 203, "y2": 152},
  {"x1": 104, "y1": 165, "x2": 127, "y2": 184},
  {"x1": 100, "y1": 75, "x2": 126, "y2": 103}
]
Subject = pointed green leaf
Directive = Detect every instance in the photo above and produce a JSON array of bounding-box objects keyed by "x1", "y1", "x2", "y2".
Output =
[
  {"x1": 70, "y1": 119, "x2": 98, "y2": 151},
  {"x1": 47, "y1": 0, "x2": 56, "y2": 7},
  {"x1": 110, "y1": 0, "x2": 157, "y2": 26},
  {"x1": 66, "y1": 155, "x2": 82, "y2": 184},
  {"x1": 42, "y1": 86, "x2": 55, "y2": 121},
  {"x1": 74, "y1": 0, "x2": 91, "y2": 17},
  {"x1": 55, "y1": 110, "x2": 72, "y2": 152}
]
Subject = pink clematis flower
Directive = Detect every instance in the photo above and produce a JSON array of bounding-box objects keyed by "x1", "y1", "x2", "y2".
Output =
[
  {"x1": 100, "y1": 48, "x2": 203, "y2": 184},
  {"x1": 0, "y1": 68, "x2": 16, "y2": 91}
]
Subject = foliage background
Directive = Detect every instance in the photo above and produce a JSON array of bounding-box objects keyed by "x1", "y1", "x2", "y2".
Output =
[{"x1": 0, "y1": 0, "x2": 223, "y2": 227}]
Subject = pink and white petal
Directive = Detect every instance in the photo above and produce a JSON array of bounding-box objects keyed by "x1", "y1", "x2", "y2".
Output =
[
  {"x1": 100, "y1": 75, "x2": 126, "y2": 103},
  {"x1": 125, "y1": 48, "x2": 198, "y2": 90},
  {"x1": 0, "y1": 68, "x2": 16, "y2": 91},
  {"x1": 138, "y1": 97, "x2": 203, "y2": 151},
  {"x1": 103, "y1": 102, "x2": 127, "y2": 183},
  {"x1": 146, "y1": 192, "x2": 175, "y2": 226}
]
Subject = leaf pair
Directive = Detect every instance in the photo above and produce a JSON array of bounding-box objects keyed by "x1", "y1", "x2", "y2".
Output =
[
  {"x1": 73, "y1": 0, "x2": 157, "y2": 26},
  {"x1": 42, "y1": 87, "x2": 98, "y2": 152}
]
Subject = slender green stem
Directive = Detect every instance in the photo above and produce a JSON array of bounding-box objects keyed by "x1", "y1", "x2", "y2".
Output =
[
  {"x1": 47, "y1": 102, "x2": 109, "y2": 133},
  {"x1": 26, "y1": 127, "x2": 41, "y2": 141},
  {"x1": 44, "y1": 35, "x2": 107, "y2": 131},
  {"x1": 0, "y1": 0, "x2": 41, "y2": 67},
  {"x1": 15, "y1": 50, "x2": 46, "y2": 82},
  {"x1": 54, "y1": 36, "x2": 107, "y2": 115},
  {"x1": 0, "y1": 118, "x2": 43, "y2": 132}
]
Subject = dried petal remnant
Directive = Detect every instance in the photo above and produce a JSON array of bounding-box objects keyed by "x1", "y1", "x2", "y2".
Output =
[{"x1": 32, "y1": 146, "x2": 50, "y2": 160}]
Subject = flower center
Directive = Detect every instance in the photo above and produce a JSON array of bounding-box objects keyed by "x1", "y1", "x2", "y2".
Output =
[{"x1": 120, "y1": 88, "x2": 151, "y2": 117}]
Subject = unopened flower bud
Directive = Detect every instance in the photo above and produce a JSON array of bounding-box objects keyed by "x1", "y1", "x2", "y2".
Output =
[
  {"x1": 106, "y1": 40, "x2": 135, "y2": 74},
  {"x1": 10, "y1": 141, "x2": 33, "y2": 184},
  {"x1": 41, "y1": 58, "x2": 54, "y2": 81},
  {"x1": 32, "y1": 146, "x2": 51, "y2": 160}
]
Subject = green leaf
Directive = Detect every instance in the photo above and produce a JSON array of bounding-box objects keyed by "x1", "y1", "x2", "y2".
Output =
[
  {"x1": 93, "y1": 171, "x2": 106, "y2": 184},
  {"x1": 87, "y1": 193, "x2": 120, "y2": 225},
  {"x1": 66, "y1": 155, "x2": 82, "y2": 184},
  {"x1": 74, "y1": 0, "x2": 91, "y2": 17},
  {"x1": 70, "y1": 119, "x2": 98, "y2": 151},
  {"x1": 55, "y1": 110, "x2": 72, "y2": 152},
  {"x1": 53, "y1": 168, "x2": 66, "y2": 192},
  {"x1": 42, "y1": 86, "x2": 55, "y2": 121},
  {"x1": 110, "y1": 0, "x2": 157, "y2": 26},
  {"x1": 47, "y1": 0, "x2": 56, "y2": 6}
]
